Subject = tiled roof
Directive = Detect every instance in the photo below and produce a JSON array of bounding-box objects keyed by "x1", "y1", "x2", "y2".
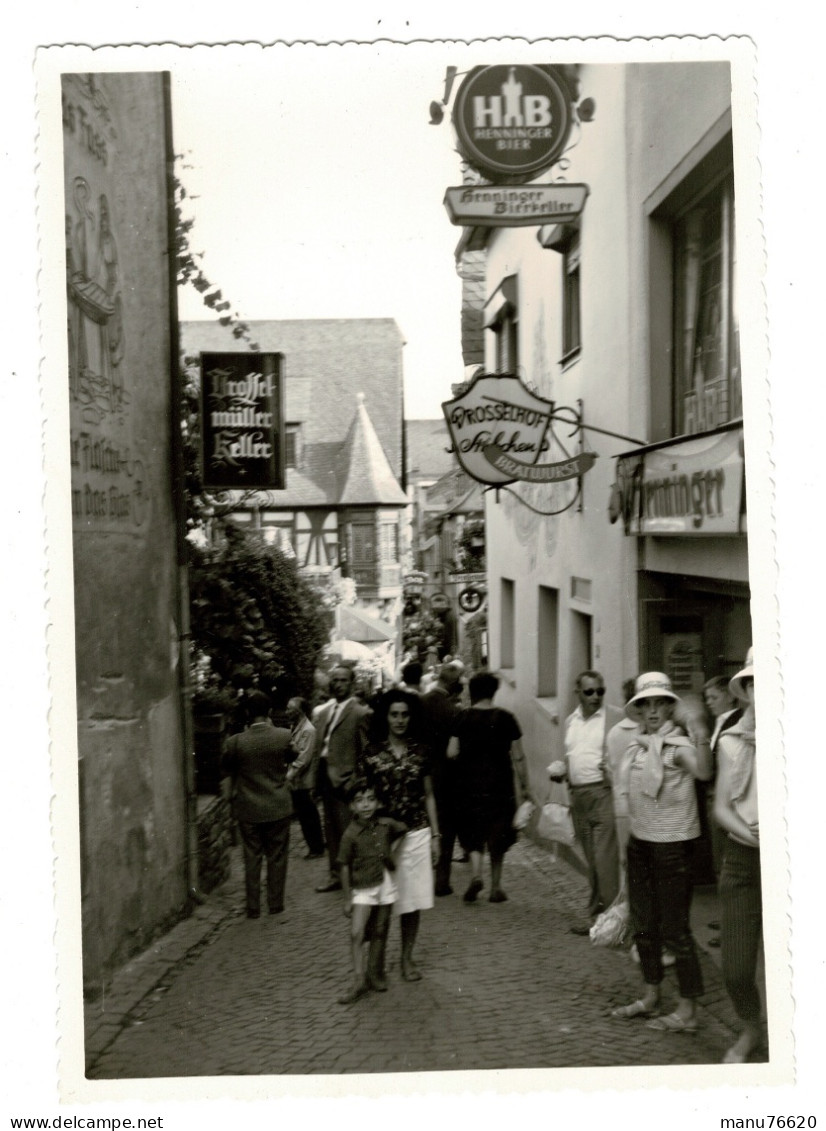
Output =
[
  {"x1": 425, "y1": 466, "x2": 485, "y2": 513},
  {"x1": 405, "y1": 418, "x2": 454, "y2": 481},
  {"x1": 285, "y1": 378, "x2": 312, "y2": 423},
  {"x1": 338, "y1": 395, "x2": 408, "y2": 506}
]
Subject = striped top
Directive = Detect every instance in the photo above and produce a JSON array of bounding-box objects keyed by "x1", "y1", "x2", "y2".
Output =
[{"x1": 625, "y1": 731, "x2": 699, "y2": 842}]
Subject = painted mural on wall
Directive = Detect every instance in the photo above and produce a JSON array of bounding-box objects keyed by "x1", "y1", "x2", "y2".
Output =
[{"x1": 64, "y1": 75, "x2": 148, "y2": 533}]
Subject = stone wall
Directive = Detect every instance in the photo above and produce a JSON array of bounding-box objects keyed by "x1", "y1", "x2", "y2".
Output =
[
  {"x1": 63, "y1": 72, "x2": 188, "y2": 994},
  {"x1": 197, "y1": 796, "x2": 233, "y2": 894}
]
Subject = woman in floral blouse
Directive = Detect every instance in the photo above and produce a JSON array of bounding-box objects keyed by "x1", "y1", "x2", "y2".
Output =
[{"x1": 362, "y1": 689, "x2": 440, "y2": 983}]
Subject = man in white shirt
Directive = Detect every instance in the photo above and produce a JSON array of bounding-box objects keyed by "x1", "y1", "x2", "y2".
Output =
[{"x1": 549, "y1": 670, "x2": 624, "y2": 934}]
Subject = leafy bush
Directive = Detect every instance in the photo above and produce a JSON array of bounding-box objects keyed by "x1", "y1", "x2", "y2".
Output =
[{"x1": 188, "y1": 519, "x2": 332, "y2": 702}]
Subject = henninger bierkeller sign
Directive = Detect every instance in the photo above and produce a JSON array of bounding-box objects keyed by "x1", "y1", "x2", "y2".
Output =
[
  {"x1": 444, "y1": 183, "x2": 589, "y2": 228},
  {"x1": 200, "y1": 352, "x2": 285, "y2": 490},
  {"x1": 452, "y1": 64, "x2": 575, "y2": 183}
]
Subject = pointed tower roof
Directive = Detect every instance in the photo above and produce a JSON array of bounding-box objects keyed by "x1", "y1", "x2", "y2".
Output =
[{"x1": 337, "y1": 393, "x2": 408, "y2": 506}]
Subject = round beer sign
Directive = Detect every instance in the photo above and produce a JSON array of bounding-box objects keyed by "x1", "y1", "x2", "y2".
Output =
[{"x1": 453, "y1": 65, "x2": 573, "y2": 183}]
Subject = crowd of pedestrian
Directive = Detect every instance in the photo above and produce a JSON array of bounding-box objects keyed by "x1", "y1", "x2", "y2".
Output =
[{"x1": 219, "y1": 648, "x2": 764, "y2": 1064}]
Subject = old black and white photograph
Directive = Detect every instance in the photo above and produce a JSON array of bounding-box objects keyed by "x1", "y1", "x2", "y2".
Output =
[{"x1": 6, "y1": 9, "x2": 821, "y2": 1126}]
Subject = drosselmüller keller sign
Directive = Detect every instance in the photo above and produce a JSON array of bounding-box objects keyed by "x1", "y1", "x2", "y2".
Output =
[
  {"x1": 200, "y1": 352, "x2": 285, "y2": 490},
  {"x1": 444, "y1": 183, "x2": 589, "y2": 227}
]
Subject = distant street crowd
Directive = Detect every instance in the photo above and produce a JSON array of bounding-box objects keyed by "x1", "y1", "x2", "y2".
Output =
[{"x1": 220, "y1": 648, "x2": 763, "y2": 1065}]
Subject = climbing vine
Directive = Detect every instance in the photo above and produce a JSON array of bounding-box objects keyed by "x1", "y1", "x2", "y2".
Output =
[{"x1": 173, "y1": 157, "x2": 260, "y2": 350}]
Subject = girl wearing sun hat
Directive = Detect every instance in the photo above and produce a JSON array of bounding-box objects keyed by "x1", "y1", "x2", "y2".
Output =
[
  {"x1": 611, "y1": 671, "x2": 713, "y2": 1032},
  {"x1": 713, "y1": 648, "x2": 764, "y2": 1063}
]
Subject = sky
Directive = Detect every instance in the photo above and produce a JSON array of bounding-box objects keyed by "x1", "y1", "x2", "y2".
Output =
[{"x1": 171, "y1": 44, "x2": 470, "y2": 419}]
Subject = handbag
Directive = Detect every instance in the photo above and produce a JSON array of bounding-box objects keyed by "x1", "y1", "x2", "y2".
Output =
[{"x1": 536, "y1": 801, "x2": 575, "y2": 846}]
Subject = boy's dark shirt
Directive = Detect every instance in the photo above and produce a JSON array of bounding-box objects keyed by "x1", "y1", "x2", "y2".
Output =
[{"x1": 336, "y1": 815, "x2": 408, "y2": 889}]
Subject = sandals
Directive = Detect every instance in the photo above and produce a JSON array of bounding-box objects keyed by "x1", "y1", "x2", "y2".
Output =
[
  {"x1": 611, "y1": 999, "x2": 658, "y2": 1019},
  {"x1": 646, "y1": 1011, "x2": 698, "y2": 1033}
]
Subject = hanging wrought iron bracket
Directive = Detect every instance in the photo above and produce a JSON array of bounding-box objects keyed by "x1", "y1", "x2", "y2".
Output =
[{"x1": 481, "y1": 399, "x2": 643, "y2": 517}]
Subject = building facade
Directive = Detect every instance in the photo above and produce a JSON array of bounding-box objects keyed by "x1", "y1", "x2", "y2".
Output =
[
  {"x1": 404, "y1": 419, "x2": 487, "y2": 669},
  {"x1": 180, "y1": 318, "x2": 409, "y2": 640},
  {"x1": 452, "y1": 62, "x2": 750, "y2": 798}
]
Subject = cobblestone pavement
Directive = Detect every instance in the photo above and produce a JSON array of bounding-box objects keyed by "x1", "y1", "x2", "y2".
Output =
[{"x1": 86, "y1": 829, "x2": 761, "y2": 1078}]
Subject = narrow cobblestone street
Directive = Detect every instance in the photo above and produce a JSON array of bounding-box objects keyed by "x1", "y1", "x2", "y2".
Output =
[{"x1": 85, "y1": 829, "x2": 757, "y2": 1078}]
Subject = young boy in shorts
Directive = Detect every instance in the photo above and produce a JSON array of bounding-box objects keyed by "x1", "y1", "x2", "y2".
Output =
[{"x1": 336, "y1": 780, "x2": 407, "y2": 1004}]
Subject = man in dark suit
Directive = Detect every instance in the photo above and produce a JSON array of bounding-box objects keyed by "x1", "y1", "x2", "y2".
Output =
[
  {"x1": 313, "y1": 664, "x2": 371, "y2": 892},
  {"x1": 221, "y1": 690, "x2": 294, "y2": 918},
  {"x1": 420, "y1": 660, "x2": 464, "y2": 896}
]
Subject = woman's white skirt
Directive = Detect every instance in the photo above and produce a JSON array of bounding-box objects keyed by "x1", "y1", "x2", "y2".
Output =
[{"x1": 393, "y1": 827, "x2": 434, "y2": 915}]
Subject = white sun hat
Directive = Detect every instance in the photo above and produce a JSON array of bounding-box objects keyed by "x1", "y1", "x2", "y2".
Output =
[
  {"x1": 628, "y1": 671, "x2": 679, "y2": 706},
  {"x1": 728, "y1": 647, "x2": 754, "y2": 701}
]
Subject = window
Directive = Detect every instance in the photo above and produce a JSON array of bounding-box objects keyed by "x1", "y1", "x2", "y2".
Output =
[
  {"x1": 494, "y1": 309, "x2": 519, "y2": 374},
  {"x1": 537, "y1": 585, "x2": 559, "y2": 697},
  {"x1": 570, "y1": 576, "x2": 592, "y2": 602},
  {"x1": 284, "y1": 424, "x2": 301, "y2": 470},
  {"x1": 501, "y1": 578, "x2": 515, "y2": 669},
  {"x1": 537, "y1": 221, "x2": 581, "y2": 364},
  {"x1": 673, "y1": 173, "x2": 740, "y2": 435},
  {"x1": 562, "y1": 231, "x2": 581, "y2": 361},
  {"x1": 351, "y1": 523, "x2": 376, "y2": 565},
  {"x1": 378, "y1": 521, "x2": 399, "y2": 563},
  {"x1": 484, "y1": 275, "x2": 519, "y2": 375}
]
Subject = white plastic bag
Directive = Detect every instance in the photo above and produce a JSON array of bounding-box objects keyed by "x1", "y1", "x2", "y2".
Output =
[
  {"x1": 536, "y1": 802, "x2": 575, "y2": 846},
  {"x1": 589, "y1": 894, "x2": 631, "y2": 948},
  {"x1": 512, "y1": 800, "x2": 536, "y2": 830}
]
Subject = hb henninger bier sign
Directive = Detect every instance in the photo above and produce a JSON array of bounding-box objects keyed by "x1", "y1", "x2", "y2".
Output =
[{"x1": 452, "y1": 64, "x2": 575, "y2": 183}]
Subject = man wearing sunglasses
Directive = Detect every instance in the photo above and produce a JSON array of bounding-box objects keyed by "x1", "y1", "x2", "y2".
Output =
[{"x1": 549, "y1": 670, "x2": 624, "y2": 935}]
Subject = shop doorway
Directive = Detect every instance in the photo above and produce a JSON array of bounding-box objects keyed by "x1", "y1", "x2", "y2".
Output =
[{"x1": 641, "y1": 598, "x2": 728, "y2": 691}]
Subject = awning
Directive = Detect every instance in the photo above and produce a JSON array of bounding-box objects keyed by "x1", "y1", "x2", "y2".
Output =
[
  {"x1": 326, "y1": 639, "x2": 373, "y2": 662},
  {"x1": 611, "y1": 421, "x2": 746, "y2": 536},
  {"x1": 339, "y1": 603, "x2": 396, "y2": 644}
]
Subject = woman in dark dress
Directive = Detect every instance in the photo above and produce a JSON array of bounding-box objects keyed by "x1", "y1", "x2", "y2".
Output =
[{"x1": 447, "y1": 670, "x2": 533, "y2": 904}]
